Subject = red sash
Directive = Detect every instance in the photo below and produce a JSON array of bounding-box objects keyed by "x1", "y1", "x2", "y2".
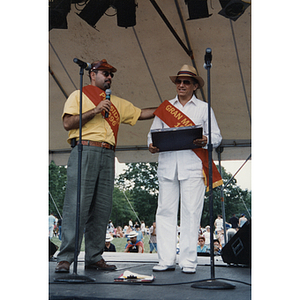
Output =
[
  {"x1": 154, "y1": 100, "x2": 223, "y2": 190},
  {"x1": 82, "y1": 85, "x2": 120, "y2": 147}
]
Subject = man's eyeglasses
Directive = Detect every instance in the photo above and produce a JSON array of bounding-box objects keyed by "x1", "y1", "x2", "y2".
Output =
[
  {"x1": 175, "y1": 79, "x2": 192, "y2": 85},
  {"x1": 101, "y1": 70, "x2": 114, "y2": 78}
]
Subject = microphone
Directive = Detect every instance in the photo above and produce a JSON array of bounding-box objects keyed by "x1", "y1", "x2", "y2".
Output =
[
  {"x1": 204, "y1": 48, "x2": 212, "y2": 64},
  {"x1": 105, "y1": 89, "x2": 111, "y2": 118},
  {"x1": 73, "y1": 58, "x2": 92, "y2": 70}
]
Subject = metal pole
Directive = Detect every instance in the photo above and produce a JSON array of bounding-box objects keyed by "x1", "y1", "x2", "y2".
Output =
[
  {"x1": 73, "y1": 66, "x2": 84, "y2": 275},
  {"x1": 206, "y1": 56, "x2": 215, "y2": 279},
  {"x1": 192, "y1": 49, "x2": 235, "y2": 289},
  {"x1": 216, "y1": 148, "x2": 227, "y2": 245},
  {"x1": 54, "y1": 62, "x2": 94, "y2": 283}
]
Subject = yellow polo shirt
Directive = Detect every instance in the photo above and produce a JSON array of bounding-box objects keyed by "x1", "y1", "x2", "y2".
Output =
[{"x1": 62, "y1": 89, "x2": 141, "y2": 145}]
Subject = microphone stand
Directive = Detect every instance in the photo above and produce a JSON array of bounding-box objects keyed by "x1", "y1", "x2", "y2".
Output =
[
  {"x1": 191, "y1": 48, "x2": 235, "y2": 290},
  {"x1": 54, "y1": 61, "x2": 95, "y2": 283}
]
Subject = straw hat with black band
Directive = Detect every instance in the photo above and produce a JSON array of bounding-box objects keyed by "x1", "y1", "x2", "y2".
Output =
[
  {"x1": 169, "y1": 64, "x2": 204, "y2": 88},
  {"x1": 127, "y1": 231, "x2": 138, "y2": 239}
]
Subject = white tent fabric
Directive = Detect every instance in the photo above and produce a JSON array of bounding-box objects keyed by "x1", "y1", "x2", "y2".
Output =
[{"x1": 49, "y1": 0, "x2": 251, "y2": 165}]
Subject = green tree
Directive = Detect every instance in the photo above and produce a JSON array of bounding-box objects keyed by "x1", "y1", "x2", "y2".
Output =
[
  {"x1": 115, "y1": 162, "x2": 251, "y2": 227},
  {"x1": 111, "y1": 187, "x2": 136, "y2": 227},
  {"x1": 201, "y1": 166, "x2": 251, "y2": 227},
  {"x1": 48, "y1": 161, "x2": 67, "y2": 217},
  {"x1": 115, "y1": 162, "x2": 158, "y2": 225},
  {"x1": 116, "y1": 162, "x2": 158, "y2": 195},
  {"x1": 48, "y1": 161, "x2": 251, "y2": 229}
]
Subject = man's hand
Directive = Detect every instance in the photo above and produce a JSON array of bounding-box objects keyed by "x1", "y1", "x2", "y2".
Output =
[
  {"x1": 193, "y1": 135, "x2": 208, "y2": 148},
  {"x1": 94, "y1": 99, "x2": 111, "y2": 115},
  {"x1": 148, "y1": 143, "x2": 159, "y2": 153}
]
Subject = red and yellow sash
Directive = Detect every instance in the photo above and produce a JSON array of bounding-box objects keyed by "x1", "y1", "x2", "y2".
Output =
[
  {"x1": 154, "y1": 100, "x2": 223, "y2": 190},
  {"x1": 82, "y1": 85, "x2": 120, "y2": 147}
]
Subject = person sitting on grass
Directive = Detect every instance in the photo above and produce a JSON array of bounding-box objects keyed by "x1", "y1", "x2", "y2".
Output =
[
  {"x1": 104, "y1": 234, "x2": 116, "y2": 252},
  {"x1": 124, "y1": 232, "x2": 144, "y2": 253}
]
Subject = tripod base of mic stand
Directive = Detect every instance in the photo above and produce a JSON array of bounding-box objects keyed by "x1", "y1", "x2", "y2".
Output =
[
  {"x1": 54, "y1": 273, "x2": 95, "y2": 283},
  {"x1": 191, "y1": 279, "x2": 235, "y2": 290}
]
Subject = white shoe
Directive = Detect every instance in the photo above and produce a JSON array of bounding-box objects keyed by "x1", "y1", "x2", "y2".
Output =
[
  {"x1": 182, "y1": 267, "x2": 196, "y2": 274},
  {"x1": 153, "y1": 264, "x2": 176, "y2": 272}
]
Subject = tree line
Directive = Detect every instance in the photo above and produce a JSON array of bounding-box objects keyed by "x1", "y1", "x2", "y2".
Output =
[{"x1": 49, "y1": 161, "x2": 251, "y2": 227}]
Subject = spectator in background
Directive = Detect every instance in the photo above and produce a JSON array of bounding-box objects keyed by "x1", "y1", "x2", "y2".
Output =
[
  {"x1": 125, "y1": 226, "x2": 133, "y2": 237},
  {"x1": 124, "y1": 232, "x2": 144, "y2": 253},
  {"x1": 198, "y1": 225, "x2": 203, "y2": 236},
  {"x1": 216, "y1": 229, "x2": 225, "y2": 247},
  {"x1": 239, "y1": 214, "x2": 248, "y2": 228},
  {"x1": 135, "y1": 224, "x2": 143, "y2": 241},
  {"x1": 53, "y1": 221, "x2": 59, "y2": 237},
  {"x1": 115, "y1": 226, "x2": 124, "y2": 238},
  {"x1": 107, "y1": 220, "x2": 114, "y2": 234},
  {"x1": 149, "y1": 222, "x2": 157, "y2": 253},
  {"x1": 141, "y1": 220, "x2": 146, "y2": 236},
  {"x1": 226, "y1": 227, "x2": 238, "y2": 242},
  {"x1": 203, "y1": 226, "x2": 211, "y2": 249},
  {"x1": 104, "y1": 234, "x2": 116, "y2": 252},
  {"x1": 214, "y1": 214, "x2": 223, "y2": 235},
  {"x1": 49, "y1": 212, "x2": 57, "y2": 238},
  {"x1": 213, "y1": 239, "x2": 222, "y2": 255},
  {"x1": 197, "y1": 236, "x2": 208, "y2": 254},
  {"x1": 145, "y1": 226, "x2": 150, "y2": 235},
  {"x1": 129, "y1": 219, "x2": 133, "y2": 229},
  {"x1": 228, "y1": 214, "x2": 239, "y2": 229}
]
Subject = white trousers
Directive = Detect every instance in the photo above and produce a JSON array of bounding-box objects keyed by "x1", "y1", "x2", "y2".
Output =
[{"x1": 156, "y1": 176, "x2": 206, "y2": 269}]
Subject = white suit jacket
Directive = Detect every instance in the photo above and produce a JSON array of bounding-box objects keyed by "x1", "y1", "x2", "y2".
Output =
[{"x1": 147, "y1": 96, "x2": 222, "y2": 181}]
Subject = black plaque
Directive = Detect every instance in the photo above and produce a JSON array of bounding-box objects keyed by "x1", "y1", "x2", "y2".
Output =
[{"x1": 151, "y1": 125, "x2": 203, "y2": 152}]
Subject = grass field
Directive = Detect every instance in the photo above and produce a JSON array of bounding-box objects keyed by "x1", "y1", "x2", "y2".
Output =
[{"x1": 51, "y1": 234, "x2": 154, "y2": 253}]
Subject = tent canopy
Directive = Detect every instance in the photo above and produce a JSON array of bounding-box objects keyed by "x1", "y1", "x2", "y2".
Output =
[{"x1": 49, "y1": 0, "x2": 251, "y2": 165}]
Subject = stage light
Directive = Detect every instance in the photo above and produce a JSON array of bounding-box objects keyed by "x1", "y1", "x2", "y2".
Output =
[
  {"x1": 185, "y1": 0, "x2": 212, "y2": 20},
  {"x1": 115, "y1": 0, "x2": 137, "y2": 28},
  {"x1": 77, "y1": 0, "x2": 111, "y2": 28},
  {"x1": 49, "y1": 0, "x2": 71, "y2": 30},
  {"x1": 218, "y1": 0, "x2": 250, "y2": 21}
]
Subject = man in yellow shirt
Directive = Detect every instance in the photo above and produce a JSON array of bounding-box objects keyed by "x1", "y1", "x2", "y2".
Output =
[{"x1": 55, "y1": 59, "x2": 156, "y2": 273}]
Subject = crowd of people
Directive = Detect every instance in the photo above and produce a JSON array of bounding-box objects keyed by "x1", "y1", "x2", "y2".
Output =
[
  {"x1": 104, "y1": 220, "x2": 156, "y2": 254},
  {"x1": 49, "y1": 213, "x2": 248, "y2": 256},
  {"x1": 103, "y1": 213, "x2": 248, "y2": 255},
  {"x1": 196, "y1": 213, "x2": 249, "y2": 255}
]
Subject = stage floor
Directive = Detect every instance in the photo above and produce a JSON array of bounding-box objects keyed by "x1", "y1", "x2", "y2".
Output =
[{"x1": 49, "y1": 252, "x2": 251, "y2": 300}]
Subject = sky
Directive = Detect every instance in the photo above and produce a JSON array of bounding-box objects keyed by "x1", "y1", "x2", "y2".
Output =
[
  {"x1": 115, "y1": 158, "x2": 251, "y2": 191},
  {"x1": 220, "y1": 160, "x2": 251, "y2": 191}
]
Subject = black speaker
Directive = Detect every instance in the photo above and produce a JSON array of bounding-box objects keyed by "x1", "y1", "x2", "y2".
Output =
[{"x1": 221, "y1": 220, "x2": 251, "y2": 266}]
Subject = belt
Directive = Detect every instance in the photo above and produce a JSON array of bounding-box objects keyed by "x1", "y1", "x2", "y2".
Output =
[{"x1": 77, "y1": 140, "x2": 115, "y2": 150}]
